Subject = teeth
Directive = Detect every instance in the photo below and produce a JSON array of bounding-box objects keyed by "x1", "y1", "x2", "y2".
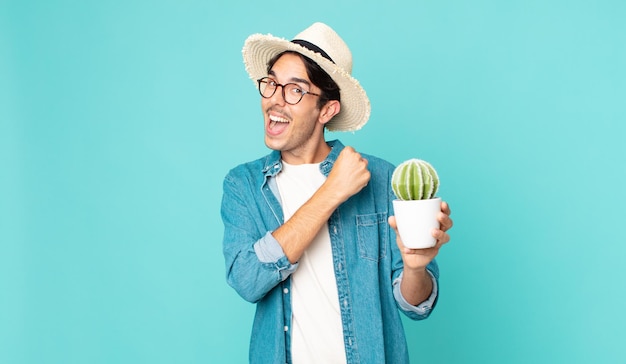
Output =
[{"x1": 269, "y1": 115, "x2": 289, "y2": 123}]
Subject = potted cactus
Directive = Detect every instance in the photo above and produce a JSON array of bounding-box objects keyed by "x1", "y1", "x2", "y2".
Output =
[{"x1": 391, "y1": 158, "x2": 441, "y2": 249}]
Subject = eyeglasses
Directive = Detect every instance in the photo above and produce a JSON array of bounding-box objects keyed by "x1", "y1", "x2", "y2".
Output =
[{"x1": 257, "y1": 77, "x2": 320, "y2": 105}]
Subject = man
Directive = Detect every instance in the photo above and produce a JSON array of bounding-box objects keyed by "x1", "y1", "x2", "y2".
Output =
[{"x1": 221, "y1": 22, "x2": 453, "y2": 363}]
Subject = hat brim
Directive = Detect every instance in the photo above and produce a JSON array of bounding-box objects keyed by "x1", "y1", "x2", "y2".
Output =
[{"x1": 242, "y1": 33, "x2": 370, "y2": 132}]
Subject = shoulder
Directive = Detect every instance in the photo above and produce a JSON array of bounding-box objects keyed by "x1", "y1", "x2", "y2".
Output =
[
  {"x1": 362, "y1": 152, "x2": 396, "y2": 174},
  {"x1": 331, "y1": 139, "x2": 396, "y2": 171},
  {"x1": 226, "y1": 155, "x2": 265, "y2": 178},
  {"x1": 222, "y1": 156, "x2": 269, "y2": 197}
]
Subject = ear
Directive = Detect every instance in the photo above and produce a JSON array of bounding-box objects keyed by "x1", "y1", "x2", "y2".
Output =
[{"x1": 319, "y1": 100, "x2": 341, "y2": 125}]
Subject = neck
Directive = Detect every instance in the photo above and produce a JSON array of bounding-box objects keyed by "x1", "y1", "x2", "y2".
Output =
[{"x1": 281, "y1": 138, "x2": 331, "y2": 165}]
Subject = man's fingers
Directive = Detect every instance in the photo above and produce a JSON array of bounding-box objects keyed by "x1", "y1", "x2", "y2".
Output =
[
  {"x1": 432, "y1": 228, "x2": 450, "y2": 245},
  {"x1": 441, "y1": 201, "x2": 451, "y2": 216},
  {"x1": 438, "y1": 212, "x2": 453, "y2": 232},
  {"x1": 388, "y1": 216, "x2": 397, "y2": 230}
]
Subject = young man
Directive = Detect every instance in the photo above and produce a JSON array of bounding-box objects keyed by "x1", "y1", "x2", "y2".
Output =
[{"x1": 221, "y1": 22, "x2": 453, "y2": 363}]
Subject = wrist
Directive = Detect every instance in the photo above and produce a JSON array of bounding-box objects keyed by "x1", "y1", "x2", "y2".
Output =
[
  {"x1": 317, "y1": 182, "x2": 347, "y2": 207},
  {"x1": 403, "y1": 266, "x2": 429, "y2": 279}
]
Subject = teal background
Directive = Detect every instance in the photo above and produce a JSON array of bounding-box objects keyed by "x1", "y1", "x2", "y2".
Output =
[{"x1": 2, "y1": 0, "x2": 625, "y2": 363}]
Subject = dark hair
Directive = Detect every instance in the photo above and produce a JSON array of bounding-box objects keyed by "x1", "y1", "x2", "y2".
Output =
[{"x1": 266, "y1": 51, "x2": 341, "y2": 109}]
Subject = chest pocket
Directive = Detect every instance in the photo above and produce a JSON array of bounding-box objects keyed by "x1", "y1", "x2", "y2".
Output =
[{"x1": 356, "y1": 212, "x2": 388, "y2": 261}]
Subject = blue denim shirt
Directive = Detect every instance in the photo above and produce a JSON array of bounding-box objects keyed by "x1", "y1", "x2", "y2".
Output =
[{"x1": 222, "y1": 140, "x2": 439, "y2": 364}]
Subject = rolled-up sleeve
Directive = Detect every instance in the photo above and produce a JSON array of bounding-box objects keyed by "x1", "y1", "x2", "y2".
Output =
[
  {"x1": 254, "y1": 231, "x2": 298, "y2": 281},
  {"x1": 222, "y1": 171, "x2": 297, "y2": 303},
  {"x1": 393, "y1": 268, "x2": 438, "y2": 320}
]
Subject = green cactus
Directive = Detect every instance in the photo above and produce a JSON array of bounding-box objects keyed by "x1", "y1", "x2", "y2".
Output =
[{"x1": 391, "y1": 159, "x2": 439, "y2": 200}]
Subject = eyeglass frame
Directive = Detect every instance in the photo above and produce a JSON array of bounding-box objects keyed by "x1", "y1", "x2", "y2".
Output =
[{"x1": 256, "y1": 77, "x2": 321, "y2": 105}]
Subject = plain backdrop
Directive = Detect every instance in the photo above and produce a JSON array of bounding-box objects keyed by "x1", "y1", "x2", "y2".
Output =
[{"x1": 2, "y1": 0, "x2": 625, "y2": 363}]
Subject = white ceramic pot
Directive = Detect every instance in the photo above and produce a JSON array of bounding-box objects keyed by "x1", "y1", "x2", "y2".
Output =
[{"x1": 392, "y1": 197, "x2": 441, "y2": 249}]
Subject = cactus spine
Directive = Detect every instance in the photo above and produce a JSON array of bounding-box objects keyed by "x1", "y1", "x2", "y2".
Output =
[{"x1": 391, "y1": 159, "x2": 439, "y2": 200}]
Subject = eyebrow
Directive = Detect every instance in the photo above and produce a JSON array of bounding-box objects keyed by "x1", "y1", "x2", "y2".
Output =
[{"x1": 268, "y1": 70, "x2": 312, "y2": 87}]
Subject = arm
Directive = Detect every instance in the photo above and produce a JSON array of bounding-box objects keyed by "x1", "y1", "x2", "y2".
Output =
[
  {"x1": 222, "y1": 147, "x2": 370, "y2": 302},
  {"x1": 222, "y1": 172, "x2": 296, "y2": 303},
  {"x1": 389, "y1": 201, "x2": 453, "y2": 305},
  {"x1": 274, "y1": 146, "x2": 370, "y2": 264}
]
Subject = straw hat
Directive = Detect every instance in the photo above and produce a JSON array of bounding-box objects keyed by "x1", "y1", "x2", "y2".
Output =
[{"x1": 242, "y1": 22, "x2": 370, "y2": 132}]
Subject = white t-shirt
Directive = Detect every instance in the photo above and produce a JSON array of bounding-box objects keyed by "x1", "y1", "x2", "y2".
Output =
[{"x1": 275, "y1": 161, "x2": 347, "y2": 364}]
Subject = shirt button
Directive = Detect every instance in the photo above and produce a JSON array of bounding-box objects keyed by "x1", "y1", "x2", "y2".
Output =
[
  {"x1": 283, "y1": 288, "x2": 289, "y2": 294},
  {"x1": 284, "y1": 326, "x2": 289, "y2": 332}
]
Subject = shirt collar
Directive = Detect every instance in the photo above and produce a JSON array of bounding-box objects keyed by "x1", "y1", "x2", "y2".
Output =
[{"x1": 261, "y1": 139, "x2": 345, "y2": 178}]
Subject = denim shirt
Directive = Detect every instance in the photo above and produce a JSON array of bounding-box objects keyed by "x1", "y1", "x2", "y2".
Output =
[{"x1": 222, "y1": 140, "x2": 439, "y2": 364}]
